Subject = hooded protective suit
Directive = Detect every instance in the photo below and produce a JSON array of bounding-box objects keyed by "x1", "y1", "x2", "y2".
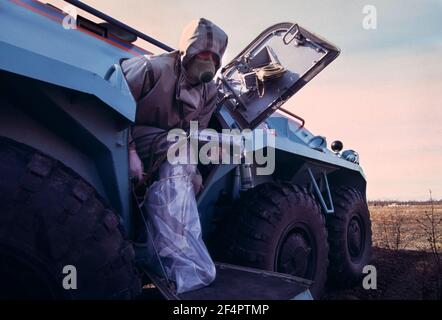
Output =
[
  {"x1": 121, "y1": 19, "x2": 228, "y2": 293},
  {"x1": 121, "y1": 18, "x2": 228, "y2": 180}
]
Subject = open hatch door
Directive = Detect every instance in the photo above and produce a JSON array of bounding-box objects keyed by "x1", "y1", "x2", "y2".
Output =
[
  {"x1": 218, "y1": 22, "x2": 340, "y2": 129},
  {"x1": 140, "y1": 262, "x2": 313, "y2": 300}
]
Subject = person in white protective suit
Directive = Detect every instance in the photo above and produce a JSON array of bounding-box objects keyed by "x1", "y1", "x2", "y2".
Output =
[{"x1": 120, "y1": 18, "x2": 228, "y2": 293}]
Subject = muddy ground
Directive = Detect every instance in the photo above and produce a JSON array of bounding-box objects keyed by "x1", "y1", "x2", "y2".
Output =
[{"x1": 324, "y1": 247, "x2": 441, "y2": 300}]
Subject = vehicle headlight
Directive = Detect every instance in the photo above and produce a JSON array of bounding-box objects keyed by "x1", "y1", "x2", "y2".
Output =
[{"x1": 342, "y1": 149, "x2": 359, "y2": 164}]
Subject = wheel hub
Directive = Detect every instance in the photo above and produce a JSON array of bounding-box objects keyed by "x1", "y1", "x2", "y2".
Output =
[
  {"x1": 347, "y1": 216, "x2": 364, "y2": 258},
  {"x1": 277, "y1": 228, "x2": 315, "y2": 279}
]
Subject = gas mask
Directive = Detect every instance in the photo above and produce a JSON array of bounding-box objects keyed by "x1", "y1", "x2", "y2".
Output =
[{"x1": 186, "y1": 57, "x2": 216, "y2": 84}]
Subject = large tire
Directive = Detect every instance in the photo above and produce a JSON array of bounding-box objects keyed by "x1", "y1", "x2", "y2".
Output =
[
  {"x1": 0, "y1": 138, "x2": 141, "y2": 299},
  {"x1": 210, "y1": 183, "x2": 329, "y2": 298},
  {"x1": 326, "y1": 187, "x2": 372, "y2": 288}
]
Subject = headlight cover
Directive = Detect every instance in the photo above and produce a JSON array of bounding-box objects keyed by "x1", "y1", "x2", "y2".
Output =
[
  {"x1": 308, "y1": 135, "x2": 327, "y2": 152},
  {"x1": 342, "y1": 149, "x2": 359, "y2": 164}
]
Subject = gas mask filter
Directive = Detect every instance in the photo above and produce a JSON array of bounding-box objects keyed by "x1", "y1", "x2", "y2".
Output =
[{"x1": 186, "y1": 57, "x2": 216, "y2": 84}]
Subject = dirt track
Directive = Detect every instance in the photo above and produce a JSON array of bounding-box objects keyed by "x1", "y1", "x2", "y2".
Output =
[{"x1": 324, "y1": 247, "x2": 441, "y2": 300}]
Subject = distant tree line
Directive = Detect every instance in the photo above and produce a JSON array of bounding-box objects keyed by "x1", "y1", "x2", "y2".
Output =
[{"x1": 369, "y1": 199, "x2": 442, "y2": 206}]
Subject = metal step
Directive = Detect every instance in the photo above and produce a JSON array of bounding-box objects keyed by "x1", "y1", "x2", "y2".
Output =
[{"x1": 139, "y1": 262, "x2": 313, "y2": 300}]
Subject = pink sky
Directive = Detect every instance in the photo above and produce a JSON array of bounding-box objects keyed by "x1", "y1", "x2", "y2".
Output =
[
  {"x1": 48, "y1": 0, "x2": 442, "y2": 200},
  {"x1": 290, "y1": 48, "x2": 442, "y2": 201}
]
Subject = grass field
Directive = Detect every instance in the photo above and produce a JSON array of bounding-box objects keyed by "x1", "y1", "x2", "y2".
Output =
[{"x1": 369, "y1": 203, "x2": 442, "y2": 251}]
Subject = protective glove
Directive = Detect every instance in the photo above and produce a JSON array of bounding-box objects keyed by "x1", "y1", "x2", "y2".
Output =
[{"x1": 129, "y1": 149, "x2": 144, "y2": 183}]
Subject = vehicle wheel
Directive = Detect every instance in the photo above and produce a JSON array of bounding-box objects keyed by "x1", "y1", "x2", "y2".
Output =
[
  {"x1": 210, "y1": 182, "x2": 329, "y2": 299},
  {"x1": 0, "y1": 138, "x2": 141, "y2": 299},
  {"x1": 326, "y1": 186, "x2": 372, "y2": 288}
]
